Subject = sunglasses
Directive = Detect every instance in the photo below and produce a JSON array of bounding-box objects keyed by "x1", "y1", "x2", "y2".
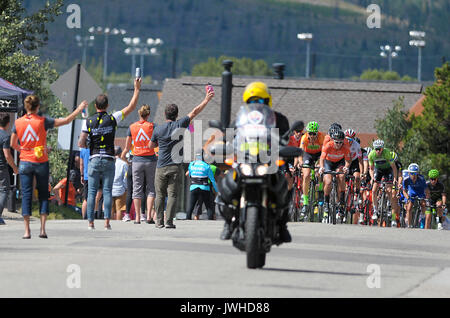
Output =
[
  {"x1": 294, "y1": 130, "x2": 303, "y2": 134},
  {"x1": 409, "y1": 172, "x2": 418, "y2": 176},
  {"x1": 430, "y1": 178, "x2": 438, "y2": 181},
  {"x1": 375, "y1": 148, "x2": 383, "y2": 151},
  {"x1": 334, "y1": 140, "x2": 344, "y2": 144},
  {"x1": 248, "y1": 98, "x2": 266, "y2": 104},
  {"x1": 308, "y1": 132, "x2": 317, "y2": 136}
]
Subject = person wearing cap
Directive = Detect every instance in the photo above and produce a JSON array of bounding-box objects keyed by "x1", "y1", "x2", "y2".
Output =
[
  {"x1": 112, "y1": 146, "x2": 128, "y2": 221},
  {"x1": 185, "y1": 150, "x2": 219, "y2": 220}
]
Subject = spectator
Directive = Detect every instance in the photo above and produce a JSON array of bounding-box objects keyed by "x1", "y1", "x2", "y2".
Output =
[
  {"x1": 149, "y1": 89, "x2": 214, "y2": 229},
  {"x1": 122, "y1": 151, "x2": 133, "y2": 222},
  {"x1": 53, "y1": 170, "x2": 78, "y2": 210},
  {"x1": 193, "y1": 163, "x2": 220, "y2": 220},
  {"x1": 185, "y1": 150, "x2": 218, "y2": 220},
  {"x1": 122, "y1": 104, "x2": 157, "y2": 224},
  {"x1": 0, "y1": 114, "x2": 19, "y2": 225},
  {"x1": 10, "y1": 95, "x2": 87, "y2": 239},
  {"x1": 112, "y1": 146, "x2": 128, "y2": 220},
  {"x1": 79, "y1": 138, "x2": 90, "y2": 219},
  {"x1": 79, "y1": 78, "x2": 141, "y2": 231}
]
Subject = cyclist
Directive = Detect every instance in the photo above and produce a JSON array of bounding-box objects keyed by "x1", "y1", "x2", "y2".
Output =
[
  {"x1": 344, "y1": 129, "x2": 363, "y2": 224},
  {"x1": 298, "y1": 121, "x2": 325, "y2": 214},
  {"x1": 427, "y1": 169, "x2": 447, "y2": 230},
  {"x1": 323, "y1": 122, "x2": 343, "y2": 146},
  {"x1": 368, "y1": 139, "x2": 398, "y2": 223},
  {"x1": 288, "y1": 122, "x2": 304, "y2": 148},
  {"x1": 390, "y1": 151, "x2": 403, "y2": 226},
  {"x1": 319, "y1": 130, "x2": 351, "y2": 219},
  {"x1": 403, "y1": 163, "x2": 430, "y2": 228}
]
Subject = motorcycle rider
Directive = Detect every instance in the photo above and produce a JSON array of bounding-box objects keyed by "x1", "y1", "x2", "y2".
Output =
[{"x1": 216, "y1": 81, "x2": 294, "y2": 243}]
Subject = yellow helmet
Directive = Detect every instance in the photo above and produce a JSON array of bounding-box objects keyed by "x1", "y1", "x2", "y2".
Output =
[{"x1": 242, "y1": 82, "x2": 272, "y2": 107}]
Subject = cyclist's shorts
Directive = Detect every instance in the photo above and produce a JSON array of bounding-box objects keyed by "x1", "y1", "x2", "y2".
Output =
[
  {"x1": 374, "y1": 167, "x2": 394, "y2": 183},
  {"x1": 324, "y1": 158, "x2": 345, "y2": 172},
  {"x1": 429, "y1": 198, "x2": 441, "y2": 207},
  {"x1": 349, "y1": 158, "x2": 360, "y2": 174},
  {"x1": 303, "y1": 152, "x2": 321, "y2": 167},
  {"x1": 408, "y1": 194, "x2": 426, "y2": 203}
]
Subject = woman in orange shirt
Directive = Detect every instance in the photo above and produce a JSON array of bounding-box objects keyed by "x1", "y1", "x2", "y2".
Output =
[{"x1": 11, "y1": 95, "x2": 87, "y2": 239}]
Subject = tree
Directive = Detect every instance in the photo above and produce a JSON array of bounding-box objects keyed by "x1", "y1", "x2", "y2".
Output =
[
  {"x1": 359, "y1": 69, "x2": 416, "y2": 82},
  {"x1": 0, "y1": 0, "x2": 68, "y2": 184},
  {"x1": 191, "y1": 56, "x2": 273, "y2": 77}
]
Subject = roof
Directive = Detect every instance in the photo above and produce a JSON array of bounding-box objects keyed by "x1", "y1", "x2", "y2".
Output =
[
  {"x1": 156, "y1": 76, "x2": 425, "y2": 136},
  {"x1": 106, "y1": 83, "x2": 162, "y2": 137}
]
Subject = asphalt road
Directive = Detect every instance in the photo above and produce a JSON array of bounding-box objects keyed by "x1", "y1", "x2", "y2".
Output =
[{"x1": 1, "y1": 214, "x2": 450, "y2": 298}]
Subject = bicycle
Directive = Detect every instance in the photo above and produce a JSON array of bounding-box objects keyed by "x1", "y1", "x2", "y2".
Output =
[
  {"x1": 375, "y1": 177, "x2": 393, "y2": 227},
  {"x1": 301, "y1": 164, "x2": 320, "y2": 223},
  {"x1": 288, "y1": 166, "x2": 303, "y2": 222},
  {"x1": 344, "y1": 175, "x2": 359, "y2": 224},
  {"x1": 409, "y1": 197, "x2": 427, "y2": 229},
  {"x1": 322, "y1": 171, "x2": 346, "y2": 225},
  {"x1": 360, "y1": 180, "x2": 373, "y2": 226}
]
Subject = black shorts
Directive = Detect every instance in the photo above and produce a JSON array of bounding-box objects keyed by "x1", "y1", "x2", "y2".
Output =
[
  {"x1": 374, "y1": 167, "x2": 394, "y2": 183},
  {"x1": 349, "y1": 159, "x2": 360, "y2": 174},
  {"x1": 324, "y1": 159, "x2": 345, "y2": 172},
  {"x1": 303, "y1": 152, "x2": 321, "y2": 167}
]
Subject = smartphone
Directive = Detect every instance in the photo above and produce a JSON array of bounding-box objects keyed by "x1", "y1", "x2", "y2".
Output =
[
  {"x1": 135, "y1": 67, "x2": 141, "y2": 79},
  {"x1": 206, "y1": 82, "x2": 214, "y2": 94},
  {"x1": 81, "y1": 108, "x2": 88, "y2": 118}
]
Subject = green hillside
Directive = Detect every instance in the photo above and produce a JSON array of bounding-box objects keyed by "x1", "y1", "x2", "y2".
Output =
[{"x1": 21, "y1": 0, "x2": 449, "y2": 81}]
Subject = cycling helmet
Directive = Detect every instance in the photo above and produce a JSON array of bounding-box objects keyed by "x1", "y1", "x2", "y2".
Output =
[
  {"x1": 331, "y1": 130, "x2": 345, "y2": 141},
  {"x1": 354, "y1": 137, "x2": 361, "y2": 144},
  {"x1": 243, "y1": 82, "x2": 272, "y2": 107},
  {"x1": 330, "y1": 122, "x2": 342, "y2": 130},
  {"x1": 345, "y1": 129, "x2": 356, "y2": 139},
  {"x1": 373, "y1": 139, "x2": 384, "y2": 149},
  {"x1": 428, "y1": 169, "x2": 439, "y2": 179},
  {"x1": 306, "y1": 121, "x2": 319, "y2": 133},
  {"x1": 390, "y1": 151, "x2": 398, "y2": 162},
  {"x1": 408, "y1": 163, "x2": 419, "y2": 174}
]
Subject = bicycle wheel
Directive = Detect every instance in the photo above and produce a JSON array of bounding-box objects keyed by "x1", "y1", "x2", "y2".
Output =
[
  {"x1": 308, "y1": 179, "x2": 316, "y2": 222},
  {"x1": 330, "y1": 186, "x2": 337, "y2": 225},
  {"x1": 412, "y1": 203, "x2": 421, "y2": 228},
  {"x1": 379, "y1": 192, "x2": 386, "y2": 227}
]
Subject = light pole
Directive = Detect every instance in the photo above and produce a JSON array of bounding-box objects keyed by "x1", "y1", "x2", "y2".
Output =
[
  {"x1": 297, "y1": 33, "x2": 313, "y2": 78},
  {"x1": 75, "y1": 35, "x2": 95, "y2": 66},
  {"x1": 123, "y1": 37, "x2": 162, "y2": 78},
  {"x1": 89, "y1": 26, "x2": 126, "y2": 83},
  {"x1": 380, "y1": 44, "x2": 401, "y2": 72},
  {"x1": 409, "y1": 31, "x2": 426, "y2": 82}
]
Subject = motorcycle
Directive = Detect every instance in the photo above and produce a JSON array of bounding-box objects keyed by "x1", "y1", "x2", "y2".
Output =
[{"x1": 209, "y1": 104, "x2": 303, "y2": 269}]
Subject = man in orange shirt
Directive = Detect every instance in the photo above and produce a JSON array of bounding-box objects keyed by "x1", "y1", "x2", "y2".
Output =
[
  {"x1": 53, "y1": 170, "x2": 79, "y2": 210},
  {"x1": 319, "y1": 130, "x2": 351, "y2": 218},
  {"x1": 298, "y1": 121, "x2": 324, "y2": 214}
]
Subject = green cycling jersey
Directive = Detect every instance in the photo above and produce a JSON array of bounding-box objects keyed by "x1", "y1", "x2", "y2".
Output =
[{"x1": 368, "y1": 148, "x2": 394, "y2": 170}]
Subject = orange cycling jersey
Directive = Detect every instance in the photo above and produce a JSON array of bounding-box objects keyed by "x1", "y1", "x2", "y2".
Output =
[
  {"x1": 129, "y1": 120, "x2": 155, "y2": 157},
  {"x1": 300, "y1": 131, "x2": 325, "y2": 154},
  {"x1": 14, "y1": 114, "x2": 48, "y2": 163},
  {"x1": 321, "y1": 140, "x2": 351, "y2": 163},
  {"x1": 287, "y1": 135, "x2": 302, "y2": 148}
]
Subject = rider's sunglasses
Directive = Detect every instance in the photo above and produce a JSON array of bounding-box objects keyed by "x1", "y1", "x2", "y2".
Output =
[
  {"x1": 294, "y1": 130, "x2": 303, "y2": 134},
  {"x1": 308, "y1": 132, "x2": 317, "y2": 136},
  {"x1": 334, "y1": 140, "x2": 344, "y2": 145},
  {"x1": 430, "y1": 178, "x2": 438, "y2": 181},
  {"x1": 248, "y1": 97, "x2": 266, "y2": 104},
  {"x1": 375, "y1": 148, "x2": 383, "y2": 151},
  {"x1": 409, "y1": 172, "x2": 418, "y2": 176}
]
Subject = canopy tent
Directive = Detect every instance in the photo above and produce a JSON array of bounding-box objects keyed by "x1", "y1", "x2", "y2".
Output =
[{"x1": 0, "y1": 77, "x2": 33, "y2": 113}]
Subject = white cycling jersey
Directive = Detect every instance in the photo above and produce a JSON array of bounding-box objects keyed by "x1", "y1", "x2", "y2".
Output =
[{"x1": 349, "y1": 140, "x2": 362, "y2": 161}]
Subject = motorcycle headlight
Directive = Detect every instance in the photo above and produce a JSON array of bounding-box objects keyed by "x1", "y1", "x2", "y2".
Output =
[
  {"x1": 240, "y1": 164, "x2": 253, "y2": 176},
  {"x1": 255, "y1": 164, "x2": 269, "y2": 176}
]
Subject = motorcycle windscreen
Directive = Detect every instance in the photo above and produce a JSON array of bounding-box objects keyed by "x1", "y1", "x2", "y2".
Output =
[{"x1": 234, "y1": 104, "x2": 276, "y2": 159}]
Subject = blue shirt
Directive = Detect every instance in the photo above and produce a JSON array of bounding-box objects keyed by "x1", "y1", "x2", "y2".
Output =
[
  {"x1": 403, "y1": 174, "x2": 427, "y2": 198},
  {"x1": 188, "y1": 160, "x2": 219, "y2": 193},
  {"x1": 80, "y1": 148, "x2": 90, "y2": 181}
]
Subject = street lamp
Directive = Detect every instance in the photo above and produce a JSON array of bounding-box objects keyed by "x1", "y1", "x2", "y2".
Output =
[
  {"x1": 297, "y1": 33, "x2": 313, "y2": 78},
  {"x1": 75, "y1": 35, "x2": 95, "y2": 66},
  {"x1": 409, "y1": 30, "x2": 426, "y2": 82},
  {"x1": 380, "y1": 44, "x2": 401, "y2": 72},
  {"x1": 123, "y1": 37, "x2": 163, "y2": 78},
  {"x1": 89, "y1": 26, "x2": 127, "y2": 82}
]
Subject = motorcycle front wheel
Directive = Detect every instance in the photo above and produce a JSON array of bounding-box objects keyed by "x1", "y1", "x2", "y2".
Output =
[{"x1": 245, "y1": 206, "x2": 266, "y2": 269}]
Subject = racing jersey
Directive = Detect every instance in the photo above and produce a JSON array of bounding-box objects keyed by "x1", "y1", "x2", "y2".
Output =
[
  {"x1": 403, "y1": 175, "x2": 427, "y2": 198},
  {"x1": 321, "y1": 140, "x2": 351, "y2": 163},
  {"x1": 300, "y1": 131, "x2": 325, "y2": 154},
  {"x1": 368, "y1": 149, "x2": 393, "y2": 170},
  {"x1": 348, "y1": 140, "x2": 362, "y2": 162},
  {"x1": 288, "y1": 134, "x2": 302, "y2": 148},
  {"x1": 427, "y1": 180, "x2": 445, "y2": 202}
]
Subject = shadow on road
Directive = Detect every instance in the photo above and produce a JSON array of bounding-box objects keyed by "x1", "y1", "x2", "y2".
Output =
[{"x1": 262, "y1": 267, "x2": 366, "y2": 277}]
